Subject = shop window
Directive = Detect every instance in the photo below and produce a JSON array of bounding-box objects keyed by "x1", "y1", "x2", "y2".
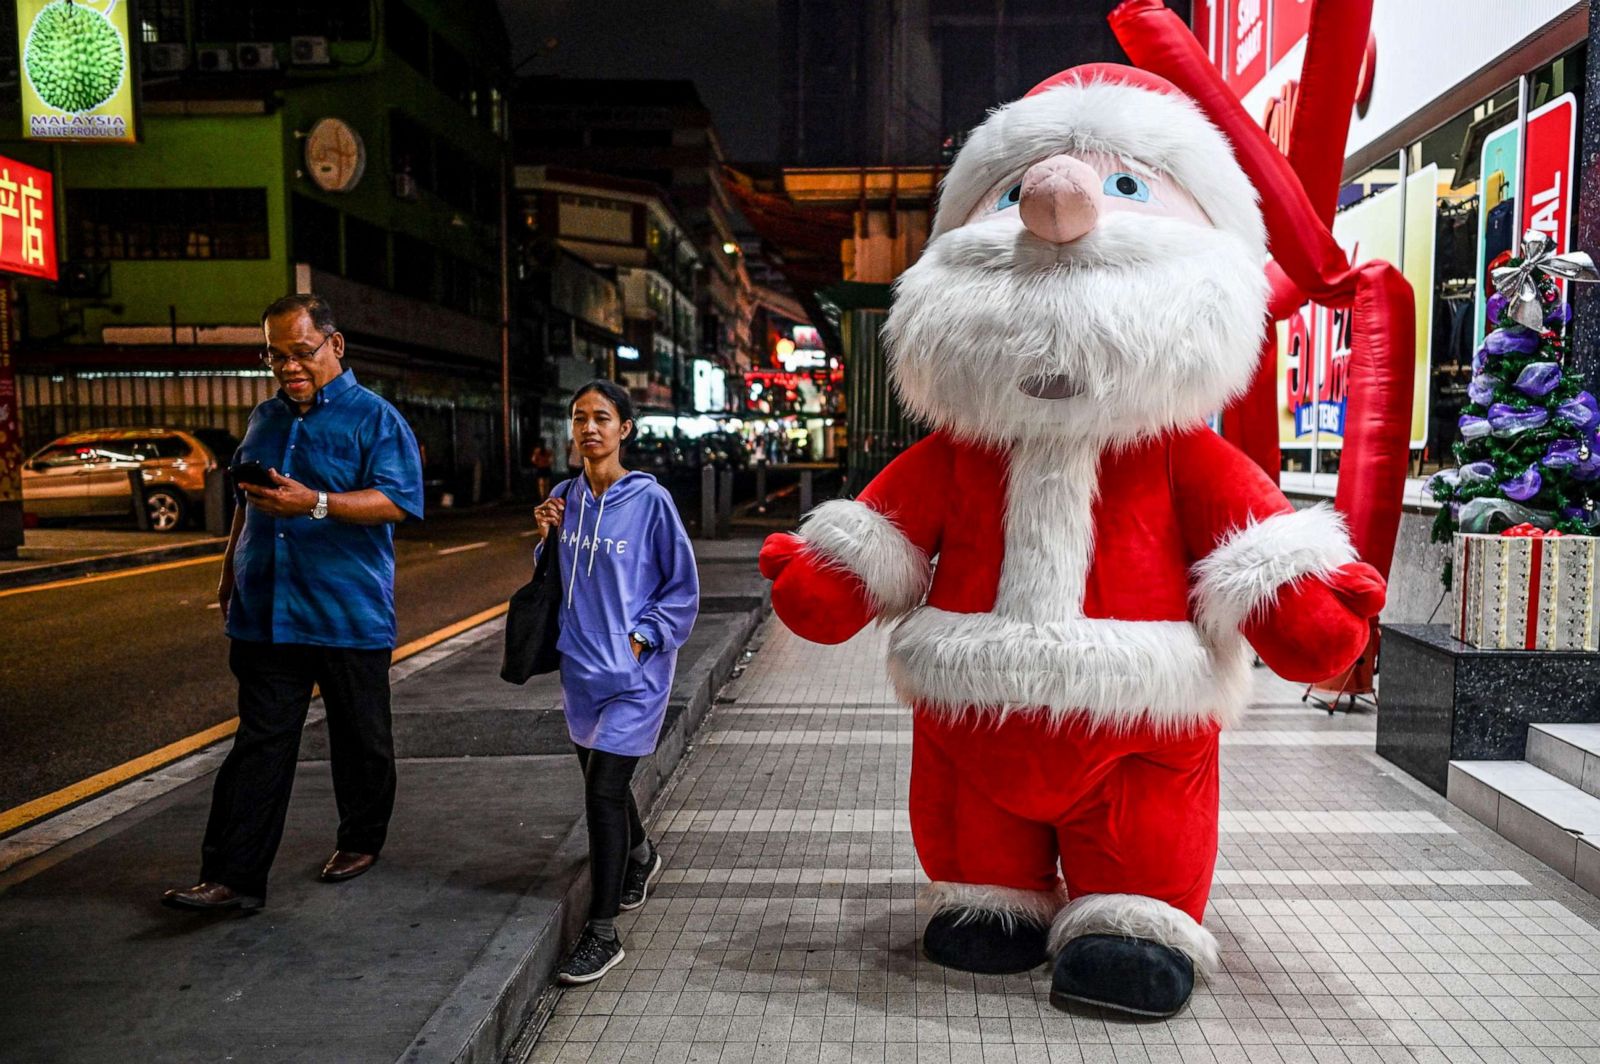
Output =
[
  {"x1": 393, "y1": 234, "x2": 436, "y2": 300},
  {"x1": 292, "y1": 194, "x2": 341, "y2": 275},
  {"x1": 384, "y1": 0, "x2": 429, "y2": 74},
  {"x1": 140, "y1": 0, "x2": 184, "y2": 43},
  {"x1": 389, "y1": 110, "x2": 435, "y2": 191},
  {"x1": 69, "y1": 188, "x2": 269, "y2": 261},
  {"x1": 344, "y1": 216, "x2": 389, "y2": 288}
]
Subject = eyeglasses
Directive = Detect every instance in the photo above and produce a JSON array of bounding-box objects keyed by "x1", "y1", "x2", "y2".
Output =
[{"x1": 261, "y1": 333, "x2": 333, "y2": 369}]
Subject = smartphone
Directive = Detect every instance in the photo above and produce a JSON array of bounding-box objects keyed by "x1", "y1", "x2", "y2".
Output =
[{"x1": 230, "y1": 460, "x2": 276, "y2": 488}]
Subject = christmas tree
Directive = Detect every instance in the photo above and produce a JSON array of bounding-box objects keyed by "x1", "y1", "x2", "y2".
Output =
[{"x1": 1429, "y1": 240, "x2": 1600, "y2": 563}]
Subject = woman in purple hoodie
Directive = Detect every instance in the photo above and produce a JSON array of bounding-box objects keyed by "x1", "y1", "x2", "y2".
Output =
[{"x1": 533, "y1": 379, "x2": 699, "y2": 985}]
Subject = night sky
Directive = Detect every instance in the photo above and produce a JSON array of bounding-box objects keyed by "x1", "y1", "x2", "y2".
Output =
[{"x1": 497, "y1": 0, "x2": 782, "y2": 164}]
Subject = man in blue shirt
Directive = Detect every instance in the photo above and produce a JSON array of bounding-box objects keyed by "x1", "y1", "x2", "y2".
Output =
[{"x1": 163, "y1": 294, "x2": 424, "y2": 912}]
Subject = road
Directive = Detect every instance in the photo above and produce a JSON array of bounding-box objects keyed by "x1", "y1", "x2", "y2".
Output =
[{"x1": 0, "y1": 505, "x2": 541, "y2": 814}]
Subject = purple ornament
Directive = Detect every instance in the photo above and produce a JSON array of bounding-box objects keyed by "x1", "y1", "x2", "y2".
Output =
[
  {"x1": 1459, "y1": 460, "x2": 1497, "y2": 488},
  {"x1": 1501, "y1": 466, "x2": 1544, "y2": 501},
  {"x1": 1561, "y1": 505, "x2": 1599, "y2": 528},
  {"x1": 1544, "y1": 438, "x2": 1583, "y2": 468},
  {"x1": 1557, "y1": 391, "x2": 1600, "y2": 431},
  {"x1": 1483, "y1": 326, "x2": 1542, "y2": 357},
  {"x1": 1486, "y1": 292, "x2": 1510, "y2": 324},
  {"x1": 1515, "y1": 361, "x2": 1562, "y2": 397},
  {"x1": 1488, "y1": 402, "x2": 1549, "y2": 436},
  {"x1": 1458, "y1": 414, "x2": 1492, "y2": 440},
  {"x1": 1468, "y1": 374, "x2": 1500, "y2": 405},
  {"x1": 1546, "y1": 302, "x2": 1574, "y2": 328}
]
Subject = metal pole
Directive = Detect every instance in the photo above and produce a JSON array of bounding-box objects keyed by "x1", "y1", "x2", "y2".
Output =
[
  {"x1": 700, "y1": 462, "x2": 715, "y2": 539},
  {"x1": 499, "y1": 140, "x2": 514, "y2": 498},
  {"x1": 1512, "y1": 73, "x2": 1530, "y2": 254},
  {"x1": 0, "y1": 280, "x2": 22, "y2": 559}
]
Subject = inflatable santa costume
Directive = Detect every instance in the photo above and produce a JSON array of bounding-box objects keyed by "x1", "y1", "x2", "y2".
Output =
[{"x1": 759, "y1": 64, "x2": 1387, "y2": 1018}]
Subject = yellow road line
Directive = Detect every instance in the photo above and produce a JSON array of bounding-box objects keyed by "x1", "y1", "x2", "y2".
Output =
[
  {"x1": 0, "y1": 553, "x2": 222, "y2": 600},
  {"x1": 0, "y1": 600, "x2": 511, "y2": 836}
]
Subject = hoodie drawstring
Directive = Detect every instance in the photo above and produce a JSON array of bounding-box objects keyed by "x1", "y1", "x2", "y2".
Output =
[
  {"x1": 565, "y1": 487, "x2": 588, "y2": 609},
  {"x1": 586, "y1": 490, "x2": 607, "y2": 578}
]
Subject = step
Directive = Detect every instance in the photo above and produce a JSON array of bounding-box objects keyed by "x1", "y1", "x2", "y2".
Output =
[
  {"x1": 1448, "y1": 759, "x2": 1600, "y2": 893},
  {"x1": 1526, "y1": 723, "x2": 1600, "y2": 798}
]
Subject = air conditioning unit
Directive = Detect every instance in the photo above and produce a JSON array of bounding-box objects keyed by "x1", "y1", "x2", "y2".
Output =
[
  {"x1": 196, "y1": 47, "x2": 232, "y2": 73},
  {"x1": 144, "y1": 43, "x2": 188, "y2": 73},
  {"x1": 290, "y1": 36, "x2": 331, "y2": 66},
  {"x1": 393, "y1": 172, "x2": 419, "y2": 201},
  {"x1": 235, "y1": 42, "x2": 278, "y2": 71}
]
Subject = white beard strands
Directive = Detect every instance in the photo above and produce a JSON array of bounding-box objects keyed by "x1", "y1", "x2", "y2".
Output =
[{"x1": 884, "y1": 212, "x2": 1269, "y2": 450}]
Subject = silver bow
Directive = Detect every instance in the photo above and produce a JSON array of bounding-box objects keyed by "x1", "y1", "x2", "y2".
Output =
[{"x1": 1492, "y1": 229, "x2": 1600, "y2": 330}]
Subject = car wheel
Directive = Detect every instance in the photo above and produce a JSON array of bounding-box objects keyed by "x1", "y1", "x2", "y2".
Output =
[{"x1": 145, "y1": 488, "x2": 186, "y2": 532}]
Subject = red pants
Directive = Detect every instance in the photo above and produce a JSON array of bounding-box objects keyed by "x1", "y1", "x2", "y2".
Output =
[{"x1": 910, "y1": 708, "x2": 1220, "y2": 927}]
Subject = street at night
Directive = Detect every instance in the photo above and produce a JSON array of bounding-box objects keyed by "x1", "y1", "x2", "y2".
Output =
[
  {"x1": 7, "y1": 1, "x2": 1600, "y2": 1062},
  {"x1": 0, "y1": 505, "x2": 539, "y2": 812}
]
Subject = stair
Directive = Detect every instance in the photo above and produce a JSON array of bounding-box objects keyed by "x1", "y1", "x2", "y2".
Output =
[{"x1": 1448, "y1": 726, "x2": 1600, "y2": 895}]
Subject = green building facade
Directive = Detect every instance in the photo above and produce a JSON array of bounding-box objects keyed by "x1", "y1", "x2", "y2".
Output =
[{"x1": 0, "y1": 0, "x2": 520, "y2": 503}]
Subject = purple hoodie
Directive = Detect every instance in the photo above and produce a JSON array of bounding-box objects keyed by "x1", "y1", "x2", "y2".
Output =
[{"x1": 547, "y1": 472, "x2": 699, "y2": 755}]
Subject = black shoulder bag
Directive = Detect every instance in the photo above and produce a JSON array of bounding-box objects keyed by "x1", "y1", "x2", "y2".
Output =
[{"x1": 500, "y1": 479, "x2": 577, "y2": 684}]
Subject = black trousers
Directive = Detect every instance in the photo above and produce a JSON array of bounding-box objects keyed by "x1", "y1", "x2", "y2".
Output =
[
  {"x1": 201, "y1": 640, "x2": 396, "y2": 897},
  {"x1": 575, "y1": 744, "x2": 644, "y2": 921}
]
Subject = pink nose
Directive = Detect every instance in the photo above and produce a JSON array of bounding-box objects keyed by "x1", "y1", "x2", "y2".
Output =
[{"x1": 1018, "y1": 154, "x2": 1101, "y2": 244}]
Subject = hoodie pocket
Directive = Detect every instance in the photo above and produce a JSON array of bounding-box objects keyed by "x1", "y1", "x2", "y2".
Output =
[{"x1": 557, "y1": 623, "x2": 645, "y2": 697}]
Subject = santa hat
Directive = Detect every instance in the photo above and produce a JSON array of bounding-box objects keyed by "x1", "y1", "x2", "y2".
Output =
[{"x1": 931, "y1": 62, "x2": 1265, "y2": 255}]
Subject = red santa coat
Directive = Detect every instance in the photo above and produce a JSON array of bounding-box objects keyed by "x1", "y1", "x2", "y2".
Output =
[{"x1": 768, "y1": 424, "x2": 1365, "y2": 969}]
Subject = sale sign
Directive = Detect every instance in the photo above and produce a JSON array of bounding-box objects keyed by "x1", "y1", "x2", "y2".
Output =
[
  {"x1": 0, "y1": 154, "x2": 56, "y2": 281},
  {"x1": 1472, "y1": 93, "x2": 1577, "y2": 348},
  {"x1": 1270, "y1": 0, "x2": 1313, "y2": 65},
  {"x1": 1230, "y1": 0, "x2": 1268, "y2": 95}
]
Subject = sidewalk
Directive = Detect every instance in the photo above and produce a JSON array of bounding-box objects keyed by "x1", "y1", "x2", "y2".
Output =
[
  {"x1": 0, "y1": 541, "x2": 768, "y2": 1064},
  {"x1": 531, "y1": 623, "x2": 1600, "y2": 1064},
  {"x1": 0, "y1": 526, "x2": 226, "y2": 587}
]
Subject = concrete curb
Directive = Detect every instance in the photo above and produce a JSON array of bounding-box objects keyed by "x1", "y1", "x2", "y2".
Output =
[
  {"x1": 398, "y1": 601, "x2": 767, "y2": 1064},
  {"x1": 0, "y1": 537, "x2": 227, "y2": 590}
]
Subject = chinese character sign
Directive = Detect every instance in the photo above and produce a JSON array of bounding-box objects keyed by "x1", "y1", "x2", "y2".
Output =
[
  {"x1": 0, "y1": 283, "x2": 21, "y2": 506},
  {"x1": 16, "y1": 0, "x2": 138, "y2": 144},
  {"x1": 0, "y1": 155, "x2": 57, "y2": 281}
]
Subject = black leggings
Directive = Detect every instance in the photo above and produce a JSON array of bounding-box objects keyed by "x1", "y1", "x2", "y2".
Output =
[{"x1": 575, "y1": 744, "x2": 645, "y2": 921}]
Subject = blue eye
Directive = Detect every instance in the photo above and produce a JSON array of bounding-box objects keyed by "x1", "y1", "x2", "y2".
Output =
[
  {"x1": 1104, "y1": 172, "x2": 1150, "y2": 202},
  {"x1": 994, "y1": 183, "x2": 1022, "y2": 211}
]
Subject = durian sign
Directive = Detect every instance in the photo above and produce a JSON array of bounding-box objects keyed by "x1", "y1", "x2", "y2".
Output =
[{"x1": 16, "y1": 0, "x2": 137, "y2": 143}]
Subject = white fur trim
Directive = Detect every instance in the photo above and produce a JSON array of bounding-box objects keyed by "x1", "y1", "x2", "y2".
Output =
[
  {"x1": 933, "y1": 77, "x2": 1265, "y2": 258},
  {"x1": 1048, "y1": 893, "x2": 1220, "y2": 974},
  {"x1": 924, "y1": 881, "x2": 1069, "y2": 931},
  {"x1": 994, "y1": 436, "x2": 1100, "y2": 623},
  {"x1": 1191, "y1": 505, "x2": 1356, "y2": 643},
  {"x1": 888, "y1": 608, "x2": 1252, "y2": 733},
  {"x1": 799, "y1": 499, "x2": 931, "y2": 618}
]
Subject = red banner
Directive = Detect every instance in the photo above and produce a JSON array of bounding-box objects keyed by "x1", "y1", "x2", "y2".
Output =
[
  {"x1": 0, "y1": 282, "x2": 21, "y2": 507},
  {"x1": 1270, "y1": 0, "x2": 1313, "y2": 65},
  {"x1": 1521, "y1": 94, "x2": 1577, "y2": 270},
  {"x1": 1229, "y1": 0, "x2": 1267, "y2": 95},
  {"x1": 0, "y1": 154, "x2": 57, "y2": 282}
]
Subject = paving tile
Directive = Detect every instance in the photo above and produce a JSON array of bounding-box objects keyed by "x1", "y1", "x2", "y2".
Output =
[{"x1": 527, "y1": 621, "x2": 1600, "y2": 1062}]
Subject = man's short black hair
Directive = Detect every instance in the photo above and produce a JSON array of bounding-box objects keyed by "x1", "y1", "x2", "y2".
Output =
[{"x1": 261, "y1": 293, "x2": 338, "y2": 336}]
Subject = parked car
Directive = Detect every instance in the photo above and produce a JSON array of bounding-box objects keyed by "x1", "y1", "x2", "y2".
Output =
[
  {"x1": 631, "y1": 436, "x2": 682, "y2": 475},
  {"x1": 21, "y1": 427, "x2": 235, "y2": 532},
  {"x1": 689, "y1": 432, "x2": 752, "y2": 468}
]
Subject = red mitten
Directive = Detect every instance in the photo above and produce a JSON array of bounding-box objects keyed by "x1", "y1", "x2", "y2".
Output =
[
  {"x1": 1243, "y1": 562, "x2": 1386, "y2": 683},
  {"x1": 760, "y1": 533, "x2": 875, "y2": 645}
]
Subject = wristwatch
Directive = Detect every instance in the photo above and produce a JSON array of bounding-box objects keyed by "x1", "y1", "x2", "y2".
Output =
[
  {"x1": 311, "y1": 491, "x2": 329, "y2": 520},
  {"x1": 630, "y1": 631, "x2": 652, "y2": 651}
]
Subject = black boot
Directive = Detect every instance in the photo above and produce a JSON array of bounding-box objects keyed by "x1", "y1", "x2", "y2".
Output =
[
  {"x1": 921, "y1": 909, "x2": 1048, "y2": 974},
  {"x1": 1050, "y1": 934, "x2": 1195, "y2": 1017}
]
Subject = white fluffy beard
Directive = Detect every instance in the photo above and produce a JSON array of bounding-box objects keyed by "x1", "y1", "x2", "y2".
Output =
[{"x1": 886, "y1": 212, "x2": 1269, "y2": 447}]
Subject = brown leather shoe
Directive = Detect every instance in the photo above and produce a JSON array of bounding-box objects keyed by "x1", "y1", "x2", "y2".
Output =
[
  {"x1": 320, "y1": 850, "x2": 377, "y2": 882},
  {"x1": 161, "y1": 881, "x2": 263, "y2": 911}
]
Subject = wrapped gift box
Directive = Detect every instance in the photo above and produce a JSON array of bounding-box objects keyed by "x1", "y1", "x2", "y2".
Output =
[{"x1": 1453, "y1": 532, "x2": 1599, "y2": 650}]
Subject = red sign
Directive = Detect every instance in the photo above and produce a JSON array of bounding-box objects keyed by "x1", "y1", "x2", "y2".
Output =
[
  {"x1": 1270, "y1": 0, "x2": 1313, "y2": 66},
  {"x1": 1229, "y1": 0, "x2": 1267, "y2": 96},
  {"x1": 1521, "y1": 94, "x2": 1577, "y2": 272},
  {"x1": 0, "y1": 155, "x2": 56, "y2": 281}
]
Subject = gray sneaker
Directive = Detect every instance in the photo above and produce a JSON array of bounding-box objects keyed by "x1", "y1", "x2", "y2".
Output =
[
  {"x1": 556, "y1": 929, "x2": 625, "y2": 985},
  {"x1": 618, "y1": 846, "x2": 663, "y2": 911}
]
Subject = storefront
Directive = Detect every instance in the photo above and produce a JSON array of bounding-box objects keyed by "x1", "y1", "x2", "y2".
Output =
[{"x1": 1192, "y1": 0, "x2": 1590, "y2": 621}]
